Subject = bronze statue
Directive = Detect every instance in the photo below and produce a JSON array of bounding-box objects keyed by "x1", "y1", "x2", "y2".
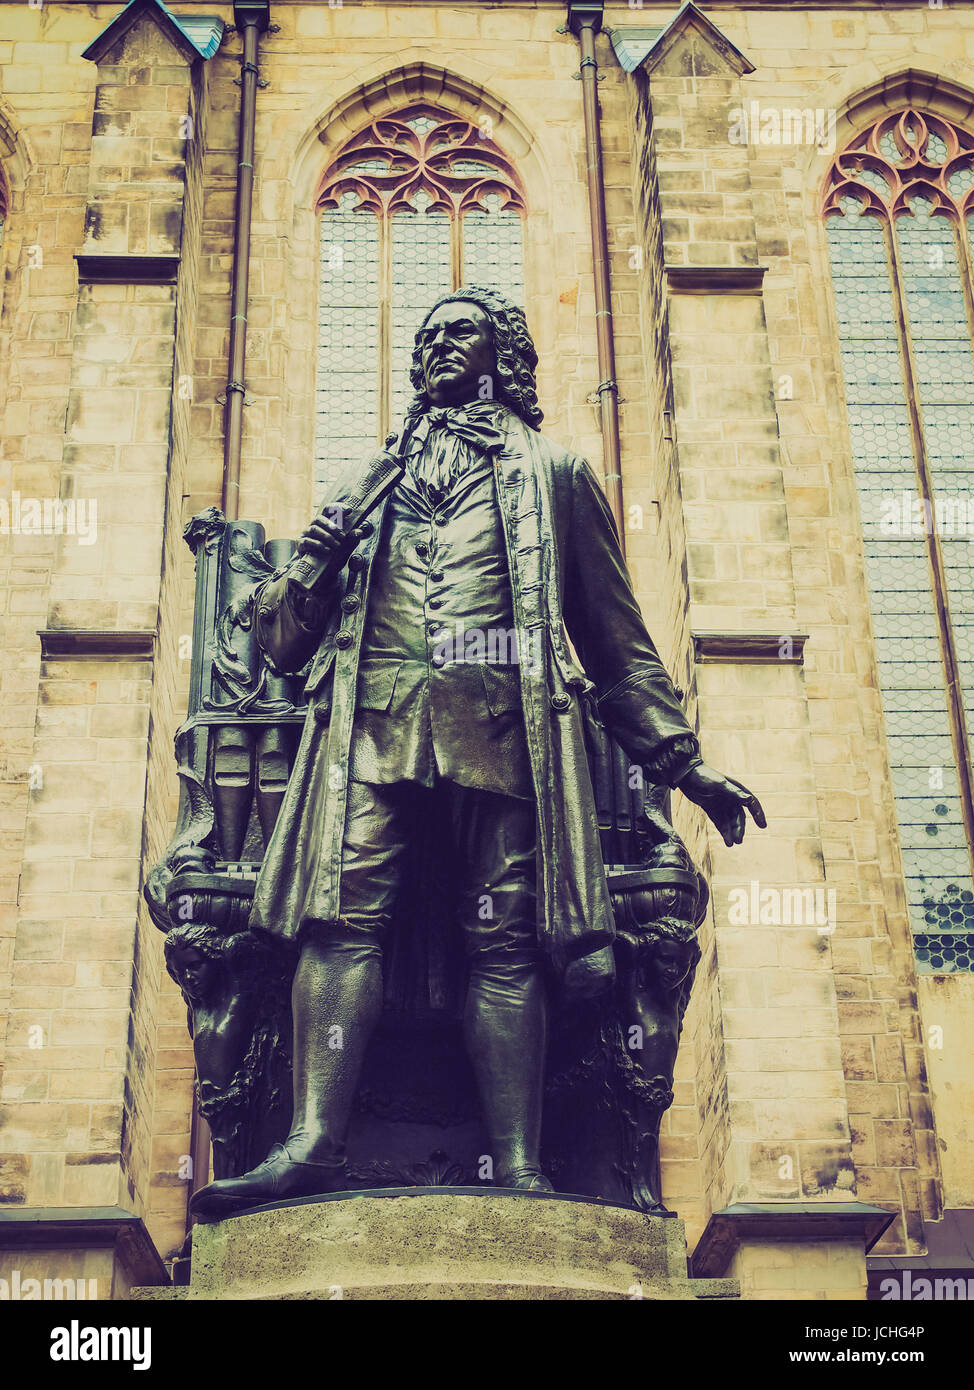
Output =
[{"x1": 182, "y1": 286, "x2": 765, "y2": 1219}]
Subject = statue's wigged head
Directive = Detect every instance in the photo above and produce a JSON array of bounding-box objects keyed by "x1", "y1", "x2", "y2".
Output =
[{"x1": 407, "y1": 285, "x2": 543, "y2": 430}]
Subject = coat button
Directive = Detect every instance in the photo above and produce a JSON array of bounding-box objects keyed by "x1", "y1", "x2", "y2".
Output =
[
  {"x1": 348, "y1": 553, "x2": 368, "y2": 573},
  {"x1": 550, "y1": 693, "x2": 571, "y2": 712},
  {"x1": 357, "y1": 520, "x2": 374, "y2": 537},
  {"x1": 341, "y1": 595, "x2": 360, "y2": 613},
  {"x1": 335, "y1": 631, "x2": 354, "y2": 649}
]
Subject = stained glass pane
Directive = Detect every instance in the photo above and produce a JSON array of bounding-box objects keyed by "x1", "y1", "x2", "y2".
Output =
[
  {"x1": 390, "y1": 196, "x2": 453, "y2": 426},
  {"x1": 896, "y1": 203, "x2": 974, "y2": 887},
  {"x1": 343, "y1": 159, "x2": 394, "y2": 176},
  {"x1": 914, "y1": 926, "x2": 974, "y2": 972},
  {"x1": 925, "y1": 130, "x2": 948, "y2": 164},
  {"x1": 879, "y1": 128, "x2": 904, "y2": 163},
  {"x1": 827, "y1": 203, "x2": 974, "y2": 962},
  {"x1": 318, "y1": 107, "x2": 526, "y2": 445},
  {"x1": 461, "y1": 198, "x2": 525, "y2": 302},
  {"x1": 948, "y1": 166, "x2": 974, "y2": 198},
  {"x1": 315, "y1": 198, "x2": 380, "y2": 507},
  {"x1": 452, "y1": 161, "x2": 498, "y2": 177},
  {"x1": 855, "y1": 166, "x2": 893, "y2": 201}
]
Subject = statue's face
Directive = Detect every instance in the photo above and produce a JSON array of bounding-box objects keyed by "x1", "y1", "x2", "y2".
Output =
[
  {"x1": 173, "y1": 945, "x2": 214, "y2": 1003},
  {"x1": 417, "y1": 300, "x2": 496, "y2": 406},
  {"x1": 654, "y1": 940, "x2": 690, "y2": 989}
]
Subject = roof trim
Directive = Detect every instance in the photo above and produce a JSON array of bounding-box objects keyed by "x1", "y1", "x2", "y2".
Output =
[
  {"x1": 0, "y1": 1206, "x2": 169, "y2": 1286},
  {"x1": 608, "y1": 27, "x2": 665, "y2": 75},
  {"x1": 692, "y1": 1202, "x2": 896, "y2": 1277}
]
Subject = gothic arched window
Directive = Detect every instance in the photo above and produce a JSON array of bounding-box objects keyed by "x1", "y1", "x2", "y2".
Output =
[
  {"x1": 314, "y1": 105, "x2": 526, "y2": 503},
  {"x1": 825, "y1": 108, "x2": 974, "y2": 970}
]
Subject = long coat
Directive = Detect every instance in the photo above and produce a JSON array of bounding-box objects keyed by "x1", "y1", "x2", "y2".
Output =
[{"x1": 249, "y1": 411, "x2": 696, "y2": 997}]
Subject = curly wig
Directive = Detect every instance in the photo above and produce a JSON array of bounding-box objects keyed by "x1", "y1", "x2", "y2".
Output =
[{"x1": 404, "y1": 285, "x2": 543, "y2": 432}]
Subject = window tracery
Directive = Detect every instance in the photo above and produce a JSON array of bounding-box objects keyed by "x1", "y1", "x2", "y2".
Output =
[
  {"x1": 825, "y1": 108, "x2": 974, "y2": 967},
  {"x1": 315, "y1": 106, "x2": 526, "y2": 502}
]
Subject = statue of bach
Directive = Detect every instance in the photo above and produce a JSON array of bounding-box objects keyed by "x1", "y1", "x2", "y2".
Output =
[{"x1": 190, "y1": 286, "x2": 764, "y2": 1217}]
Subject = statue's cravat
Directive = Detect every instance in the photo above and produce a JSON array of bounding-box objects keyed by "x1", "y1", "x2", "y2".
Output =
[{"x1": 405, "y1": 401, "x2": 508, "y2": 500}]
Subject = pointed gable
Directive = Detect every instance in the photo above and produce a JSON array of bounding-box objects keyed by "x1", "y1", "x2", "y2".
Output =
[
  {"x1": 82, "y1": 0, "x2": 221, "y2": 67},
  {"x1": 638, "y1": 1, "x2": 754, "y2": 79}
]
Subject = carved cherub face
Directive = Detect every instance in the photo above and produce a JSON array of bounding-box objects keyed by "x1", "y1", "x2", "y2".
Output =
[
  {"x1": 417, "y1": 300, "x2": 496, "y2": 406},
  {"x1": 171, "y1": 945, "x2": 217, "y2": 1004}
]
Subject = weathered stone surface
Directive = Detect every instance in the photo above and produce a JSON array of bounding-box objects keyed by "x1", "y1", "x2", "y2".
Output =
[{"x1": 135, "y1": 1193, "x2": 739, "y2": 1302}]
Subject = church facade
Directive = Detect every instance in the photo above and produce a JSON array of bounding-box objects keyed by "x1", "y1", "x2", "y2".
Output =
[{"x1": 0, "y1": 0, "x2": 972, "y2": 1300}]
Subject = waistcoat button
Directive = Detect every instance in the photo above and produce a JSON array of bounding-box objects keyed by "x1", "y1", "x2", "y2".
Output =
[
  {"x1": 341, "y1": 595, "x2": 360, "y2": 613},
  {"x1": 550, "y1": 693, "x2": 571, "y2": 712},
  {"x1": 335, "y1": 631, "x2": 354, "y2": 649}
]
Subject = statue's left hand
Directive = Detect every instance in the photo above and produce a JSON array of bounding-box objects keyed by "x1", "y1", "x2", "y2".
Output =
[{"x1": 675, "y1": 763, "x2": 766, "y2": 847}]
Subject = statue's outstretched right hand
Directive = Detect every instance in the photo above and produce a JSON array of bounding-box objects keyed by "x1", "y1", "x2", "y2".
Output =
[{"x1": 675, "y1": 762, "x2": 766, "y2": 848}]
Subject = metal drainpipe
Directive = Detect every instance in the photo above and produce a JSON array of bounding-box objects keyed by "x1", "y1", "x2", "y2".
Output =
[
  {"x1": 222, "y1": 2, "x2": 271, "y2": 521},
  {"x1": 566, "y1": 1, "x2": 626, "y2": 552}
]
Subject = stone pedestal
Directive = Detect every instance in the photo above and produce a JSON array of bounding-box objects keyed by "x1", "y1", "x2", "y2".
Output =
[{"x1": 134, "y1": 1189, "x2": 739, "y2": 1301}]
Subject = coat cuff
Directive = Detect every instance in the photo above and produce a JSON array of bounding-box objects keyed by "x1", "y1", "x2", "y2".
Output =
[
  {"x1": 254, "y1": 572, "x2": 330, "y2": 675},
  {"x1": 644, "y1": 736, "x2": 702, "y2": 789},
  {"x1": 596, "y1": 668, "x2": 697, "y2": 784},
  {"x1": 284, "y1": 577, "x2": 329, "y2": 633}
]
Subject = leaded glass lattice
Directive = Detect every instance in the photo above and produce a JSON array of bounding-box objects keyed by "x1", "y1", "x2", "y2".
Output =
[
  {"x1": 390, "y1": 197, "x2": 453, "y2": 426},
  {"x1": 316, "y1": 198, "x2": 380, "y2": 500},
  {"x1": 462, "y1": 198, "x2": 525, "y2": 299},
  {"x1": 314, "y1": 106, "x2": 526, "y2": 506},
  {"x1": 914, "y1": 927, "x2": 974, "y2": 972},
  {"x1": 825, "y1": 109, "x2": 974, "y2": 970}
]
